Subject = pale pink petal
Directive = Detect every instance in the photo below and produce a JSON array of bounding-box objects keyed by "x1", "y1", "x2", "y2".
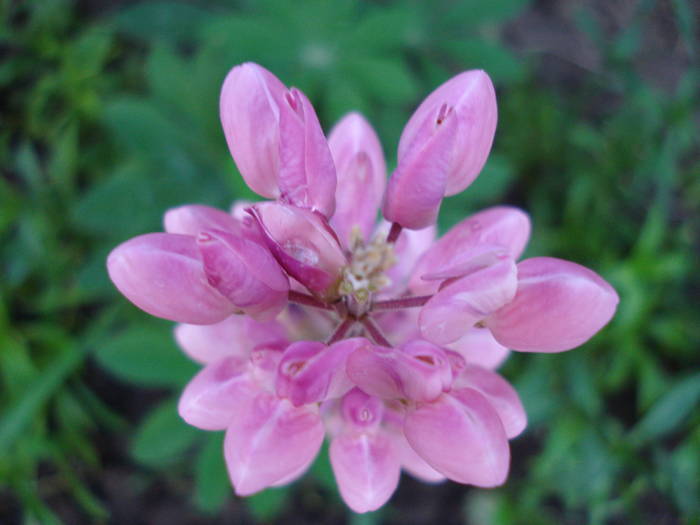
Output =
[
  {"x1": 163, "y1": 204, "x2": 240, "y2": 236},
  {"x1": 224, "y1": 393, "x2": 324, "y2": 496},
  {"x1": 419, "y1": 257, "x2": 518, "y2": 345},
  {"x1": 409, "y1": 206, "x2": 530, "y2": 295},
  {"x1": 250, "y1": 202, "x2": 347, "y2": 300},
  {"x1": 328, "y1": 113, "x2": 386, "y2": 246},
  {"x1": 398, "y1": 70, "x2": 497, "y2": 196},
  {"x1": 220, "y1": 63, "x2": 286, "y2": 198},
  {"x1": 197, "y1": 229, "x2": 289, "y2": 321},
  {"x1": 330, "y1": 432, "x2": 400, "y2": 513},
  {"x1": 389, "y1": 429, "x2": 446, "y2": 483},
  {"x1": 486, "y1": 257, "x2": 619, "y2": 352},
  {"x1": 447, "y1": 326, "x2": 510, "y2": 370},
  {"x1": 376, "y1": 221, "x2": 436, "y2": 296},
  {"x1": 106, "y1": 233, "x2": 234, "y2": 324},
  {"x1": 174, "y1": 316, "x2": 287, "y2": 364},
  {"x1": 452, "y1": 365, "x2": 526, "y2": 439},
  {"x1": 177, "y1": 356, "x2": 255, "y2": 430},
  {"x1": 404, "y1": 390, "x2": 509, "y2": 487},
  {"x1": 278, "y1": 88, "x2": 337, "y2": 218},
  {"x1": 382, "y1": 105, "x2": 457, "y2": 230}
]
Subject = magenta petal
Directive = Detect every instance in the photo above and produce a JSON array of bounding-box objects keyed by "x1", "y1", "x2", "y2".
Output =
[
  {"x1": 404, "y1": 390, "x2": 509, "y2": 487},
  {"x1": 419, "y1": 257, "x2": 518, "y2": 345},
  {"x1": 328, "y1": 112, "x2": 387, "y2": 246},
  {"x1": 198, "y1": 229, "x2": 289, "y2": 321},
  {"x1": 382, "y1": 105, "x2": 457, "y2": 230},
  {"x1": 250, "y1": 202, "x2": 347, "y2": 299},
  {"x1": 486, "y1": 257, "x2": 619, "y2": 352},
  {"x1": 409, "y1": 206, "x2": 530, "y2": 295},
  {"x1": 346, "y1": 340, "x2": 451, "y2": 402},
  {"x1": 174, "y1": 316, "x2": 288, "y2": 364},
  {"x1": 276, "y1": 338, "x2": 362, "y2": 406},
  {"x1": 225, "y1": 393, "x2": 324, "y2": 496},
  {"x1": 447, "y1": 326, "x2": 510, "y2": 370},
  {"x1": 278, "y1": 88, "x2": 337, "y2": 218},
  {"x1": 163, "y1": 204, "x2": 240, "y2": 236},
  {"x1": 107, "y1": 233, "x2": 234, "y2": 324},
  {"x1": 178, "y1": 357, "x2": 254, "y2": 430},
  {"x1": 398, "y1": 70, "x2": 497, "y2": 196},
  {"x1": 220, "y1": 62, "x2": 286, "y2": 198},
  {"x1": 330, "y1": 432, "x2": 400, "y2": 513},
  {"x1": 452, "y1": 365, "x2": 526, "y2": 439}
]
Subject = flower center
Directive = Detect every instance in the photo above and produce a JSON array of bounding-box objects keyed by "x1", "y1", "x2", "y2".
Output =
[{"x1": 338, "y1": 227, "x2": 396, "y2": 316}]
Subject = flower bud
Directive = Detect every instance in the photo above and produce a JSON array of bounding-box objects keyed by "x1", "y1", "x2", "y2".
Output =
[
  {"x1": 197, "y1": 229, "x2": 289, "y2": 321},
  {"x1": 250, "y1": 202, "x2": 347, "y2": 300}
]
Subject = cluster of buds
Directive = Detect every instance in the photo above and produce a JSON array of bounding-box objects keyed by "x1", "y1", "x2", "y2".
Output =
[{"x1": 107, "y1": 63, "x2": 618, "y2": 513}]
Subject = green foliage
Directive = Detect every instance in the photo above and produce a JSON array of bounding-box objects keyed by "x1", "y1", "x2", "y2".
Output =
[{"x1": 1, "y1": 0, "x2": 698, "y2": 523}]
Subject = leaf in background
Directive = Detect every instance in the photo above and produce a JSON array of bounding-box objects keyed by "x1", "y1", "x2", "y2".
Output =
[
  {"x1": 111, "y1": 1, "x2": 211, "y2": 44},
  {"x1": 131, "y1": 399, "x2": 200, "y2": 467},
  {"x1": 343, "y1": 57, "x2": 419, "y2": 105},
  {"x1": 630, "y1": 372, "x2": 700, "y2": 446},
  {"x1": 246, "y1": 486, "x2": 290, "y2": 522},
  {"x1": 441, "y1": 39, "x2": 524, "y2": 83},
  {"x1": 95, "y1": 322, "x2": 197, "y2": 388},
  {"x1": 194, "y1": 432, "x2": 231, "y2": 513}
]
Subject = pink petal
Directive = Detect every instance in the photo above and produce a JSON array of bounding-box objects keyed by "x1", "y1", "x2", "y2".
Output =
[
  {"x1": 177, "y1": 356, "x2": 255, "y2": 430},
  {"x1": 346, "y1": 340, "x2": 451, "y2": 402},
  {"x1": 330, "y1": 431, "x2": 400, "y2": 513},
  {"x1": 174, "y1": 316, "x2": 288, "y2": 364},
  {"x1": 447, "y1": 326, "x2": 510, "y2": 370},
  {"x1": 163, "y1": 204, "x2": 240, "y2": 236},
  {"x1": 220, "y1": 63, "x2": 286, "y2": 198},
  {"x1": 383, "y1": 104, "x2": 457, "y2": 230},
  {"x1": 404, "y1": 390, "x2": 509, "y2": 487},
  {"x1": 276, "y1": 338, "x2": 364, "y2": 406},
  {"x1": 452, "y1": 365, "x2": 526, "y2": 438},
  {"x1": 398, "y1": 70, "x2": 497, "y2": 196},
  {"x1": 486, "y1": 257, "x2": 619, "y2": 352},
  {"x1": 278, "y1": 88, "x2": 337, "y2": 218},
  {"x1": 106, "y1": 233, "x2": 234, "y2": 324},
  {"x1": 197, "y1": 229, "x2": 289, "y2": 321},
  {"x1": 409, "y1": 206, "x2": 530, "y2": 295},
  {"x1": 224, "y1": 392, "x2": 324, "y2": 496},
  {"x1": 250, "y1": 202, "x2": 347, "y2": 300},
  {"x1": 419, "y1": 257, "x2": 518, "y2": 345},
  {"x1": 328, "y1": 112, "x2": 386, "y2": 247}
]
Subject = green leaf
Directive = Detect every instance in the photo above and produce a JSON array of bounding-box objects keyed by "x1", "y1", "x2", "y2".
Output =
[
  {"x1": 95, "y1": 322, "x2": 198, "y2": 388},
  {"x1": 111, "y1": 1, "x2": 210, "y2": 44},
  {"x1": 131, "y1": 399, "x2": 199, "y2": 467},
  {"x1": 343, "y1": 57, "x2": 419, "y2": 105},
  {"x1": 246, "y1": 486, "x2": 290, "y2": 522},
  {"x1": 630, "y1": 372, "x2": 700, "y2": 445},
  {"x1": 194, "y1": 433, "x2": 230, "y2": 513}
]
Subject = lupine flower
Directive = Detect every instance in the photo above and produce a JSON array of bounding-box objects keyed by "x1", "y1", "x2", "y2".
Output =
[{"x1": 107, "y1": 62, "x2": 619, "y2": 513}]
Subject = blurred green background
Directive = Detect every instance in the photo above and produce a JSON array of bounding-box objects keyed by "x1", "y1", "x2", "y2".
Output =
[{"x1": 1, "y1": 0, "x2": 698, "y2": 523}]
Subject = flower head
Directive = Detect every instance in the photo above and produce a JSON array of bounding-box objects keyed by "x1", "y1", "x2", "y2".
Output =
[{"x1": 107, "y1": 63, "x2": 619, "y2": 513}]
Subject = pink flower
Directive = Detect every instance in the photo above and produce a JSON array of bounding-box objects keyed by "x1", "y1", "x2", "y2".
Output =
[{"x1": 106, "y1": 63, "x2": 619, "y2": 513}]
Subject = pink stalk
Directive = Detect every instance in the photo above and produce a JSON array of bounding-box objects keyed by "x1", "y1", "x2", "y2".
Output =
[
  {"x1": 371, "y1": 295, "x2": 432, "y2": 311},
  {"x1": 327, "y1": 318, "x2": 357, "y2": 345},
  {"x1": 288, "y1": 290, "x2": 333, "y2": 311},
  {"x1": 386, "y1": 223, "x2": 402, "y2": 244},
  {"x1": 360, "y1": 317, "x2": 392, "y2": 347}
]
